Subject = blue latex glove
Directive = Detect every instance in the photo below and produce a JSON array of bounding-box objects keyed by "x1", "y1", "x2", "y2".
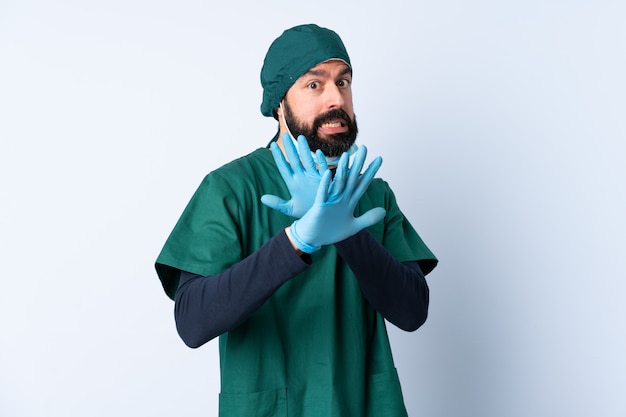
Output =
[
  {"x1": 288, "y1": 146, "x2": 386, "y2": 253},
  {"x1": 261, "y1": 133, "x2": 329, "y2": 218}
]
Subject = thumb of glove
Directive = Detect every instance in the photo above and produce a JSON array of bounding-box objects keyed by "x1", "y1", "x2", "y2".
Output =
[
  {"x1": 352, "y1": 207, "x2": 387, "y2": 231},
  {"x1": 260, "y1": 194, "x2": 294, "y2": 217}
]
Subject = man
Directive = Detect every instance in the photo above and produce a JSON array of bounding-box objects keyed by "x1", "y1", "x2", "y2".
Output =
[{"x1": 156, "y1": 24, "x2": 437, "y2": 417}]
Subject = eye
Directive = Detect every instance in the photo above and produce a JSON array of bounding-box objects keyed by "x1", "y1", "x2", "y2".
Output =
[
  {"x1": 307, "y1": 81, "x2": 319, "y2": 90},
  {"x1": 337, "y1": 79, "x2": 351, "y2": 88}
]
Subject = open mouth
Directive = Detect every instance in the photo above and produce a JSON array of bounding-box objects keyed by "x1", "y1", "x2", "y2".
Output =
[{"x1": 318, "y1": 119, "x2": 347, "y2": 134}]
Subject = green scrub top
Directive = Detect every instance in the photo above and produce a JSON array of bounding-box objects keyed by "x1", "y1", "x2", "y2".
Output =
[{"x1": 156, "y1": 148, "x2": 437, "y2": 417}]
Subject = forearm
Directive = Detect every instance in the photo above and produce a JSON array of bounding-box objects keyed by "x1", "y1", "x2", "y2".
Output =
[
  {"x1": 334, "y1": 230, "x2": 430, "y2": 331},
  {"x1": 175, "y1": 230, "x2": 310, "y2": 347}
]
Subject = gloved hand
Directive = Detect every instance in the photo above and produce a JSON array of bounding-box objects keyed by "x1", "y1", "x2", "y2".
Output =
[
  {"x1": 261, "y1": 133, "x2": 329, "y2": 218},
  {"x1": 287, "y1": 146, "x2": 386, "y2": 253}
]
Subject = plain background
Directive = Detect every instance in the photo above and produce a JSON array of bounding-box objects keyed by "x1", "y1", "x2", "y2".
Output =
[{"x1": 1, "y1": 1, "x2": 625, "y2": 416}]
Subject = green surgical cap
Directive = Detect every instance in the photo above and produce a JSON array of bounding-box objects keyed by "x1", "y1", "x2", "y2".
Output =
[{"x1": 260, "y1": 24, "x2": 351, "y2": 119}]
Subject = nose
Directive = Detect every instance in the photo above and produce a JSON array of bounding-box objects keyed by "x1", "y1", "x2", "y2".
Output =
[{"x1": 323, "y1": 83, "x2": 345, "y2": 110}]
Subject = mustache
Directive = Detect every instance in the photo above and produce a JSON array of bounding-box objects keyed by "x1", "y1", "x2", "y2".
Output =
[{"x1": 313, "y1": 108, "x2": 352, "y2": 128}]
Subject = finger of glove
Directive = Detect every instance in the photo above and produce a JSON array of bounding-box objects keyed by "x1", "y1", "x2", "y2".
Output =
[
  {"x1": 288, "y1": 174, "x2": 332, "y2": 247},
  {"x1": 297, "y1": 135, "x2": 321, "y2": 176},
  {"x1": 270, "y1": 141, "x2": 295, "y2": 180},
  {"x1": 350, "y1": 155, "x2": 383, "y2": 206},
  {"x1": 346, "y1": 145, "x2": 368, "y2": 191},
  {"x1": 352, "y1": 207, "x2": 387, "y2": 231},
  {"x1": 314, "y1": 149, "x2": 329, "y2": 174},
  {"x1": 260, "y1": 194, "x2": 293, "y2": 216},
  {"x1": 314, "y1": 169, "x2": 333, "y2": 204},
  {"x1": 328, "y1": 152, "x2": 349, "y2": 197},
  {"x1": 336, "y1": 146, "x2": 367, "y2": 204},
  {"x1": 281, "y1": 133, "x2": 306, "y2": 175}
]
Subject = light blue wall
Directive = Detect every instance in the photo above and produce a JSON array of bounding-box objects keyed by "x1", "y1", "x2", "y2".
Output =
[{"x1": 1, "y1": 1, "x2": 624, "y2": 416}]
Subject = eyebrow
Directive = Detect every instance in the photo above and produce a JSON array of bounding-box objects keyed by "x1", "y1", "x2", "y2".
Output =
[{"x1": 304, "y1": 65, "x2": 352, "y2": 78}]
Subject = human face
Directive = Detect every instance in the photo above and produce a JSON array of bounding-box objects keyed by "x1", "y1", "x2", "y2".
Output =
[{"x1": 279, "y1": 60, "x2": 358, "y2": 157}]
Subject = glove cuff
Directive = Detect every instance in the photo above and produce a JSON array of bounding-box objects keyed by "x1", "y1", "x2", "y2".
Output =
[{"x1": 289, "y1": 220, "x2": 321, "y2": 254}]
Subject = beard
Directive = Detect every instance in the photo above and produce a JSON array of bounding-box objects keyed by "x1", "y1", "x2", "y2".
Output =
[{"x1": 282, "y1": 100, "x2": 358, "y2": 157}]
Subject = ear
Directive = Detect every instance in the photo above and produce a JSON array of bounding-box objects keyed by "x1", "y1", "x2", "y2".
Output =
[
  {"x1": 276, "y1": 101, "x2": 287, "y2": 131},
  {"x1": 276, "y1": 102, "x2": 283, "y2": 119}
]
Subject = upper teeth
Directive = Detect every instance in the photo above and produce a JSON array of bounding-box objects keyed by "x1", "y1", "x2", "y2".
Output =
[{"x1": 322, "y1": 122, "x2": 342, "y2": 127}]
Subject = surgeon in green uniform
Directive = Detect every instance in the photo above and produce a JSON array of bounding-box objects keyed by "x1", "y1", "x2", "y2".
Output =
[{"x1": 156, "y1": 24, "x2": 438, "y2": 417}]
